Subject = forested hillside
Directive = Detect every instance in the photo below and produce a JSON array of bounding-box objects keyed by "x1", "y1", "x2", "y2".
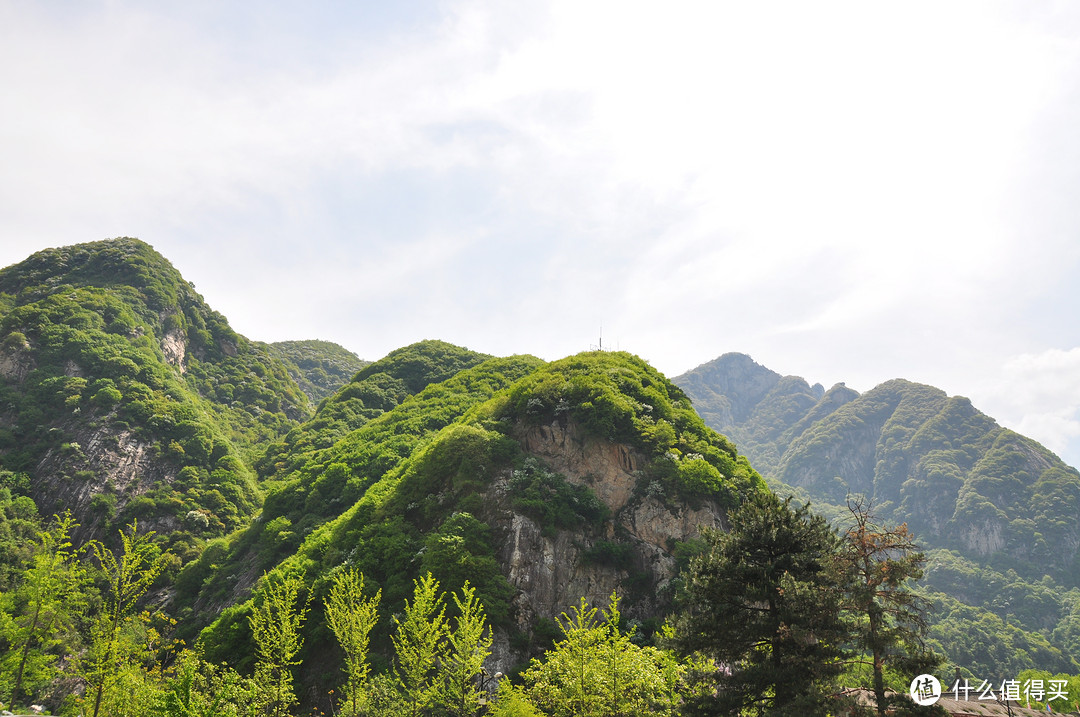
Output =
[
  {"x1": 0, "y1": 241, "x2": 770, "y2": 714},
  {"x1": 187, "y1": 349, "x2": 761, "y2": 688},
  {"x1": 0, "y1": 239, "x2": 313, "y2": 551},
  {"x1": 2, "y1": 240, "x2": 1078, "y2": 715},
  {"x1": 675, "y1": 352, "x2": 1080, "y2": 677},
  {"x1": 267, "y1": 340, "x2": 368, "y2": 404}
]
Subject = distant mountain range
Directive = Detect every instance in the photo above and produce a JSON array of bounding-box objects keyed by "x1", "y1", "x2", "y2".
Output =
[
  {"x1": 675, "y1": 352, "x2": 1080, "y2": 675},
  {"x1": 674, "y1": 352, "x2": 1080, "y2": 581}
]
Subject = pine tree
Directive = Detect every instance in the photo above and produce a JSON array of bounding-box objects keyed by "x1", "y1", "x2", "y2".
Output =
[{"x1": 678, "y1": 491, "x2": 848, "y2": 716}]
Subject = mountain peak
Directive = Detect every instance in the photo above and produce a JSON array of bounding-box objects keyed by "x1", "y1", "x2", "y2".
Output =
[
  {"x1": 674, "y1": 353, "x2": 785, "y2": 429},
  {"x1": 0, "y1": 238, "x2": 311, "y2": 542}
]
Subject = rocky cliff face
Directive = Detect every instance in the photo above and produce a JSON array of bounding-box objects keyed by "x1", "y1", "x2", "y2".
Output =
[
  {"x1": 159, "y1": 326, "x2": 187, "y2": 372},
  {"x1": 33, "y1": 420, "x2": 177, "y2": 542},
  {"x1": 0, "y1": 336, "x2": 35, "y2": 382},
  {"x1": 481, "y1": 418, "x2": 725, "y2": 670}
]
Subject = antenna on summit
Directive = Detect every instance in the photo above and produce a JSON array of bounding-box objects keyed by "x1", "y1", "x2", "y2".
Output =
[{"x1": 590, "y1": 323, "x2": 604, "y2": 352}]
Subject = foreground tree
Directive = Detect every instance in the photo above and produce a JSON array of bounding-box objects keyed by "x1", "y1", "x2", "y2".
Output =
[
  {"x1": 840, "y1": 498, "x2": 940, "y2": 716},
  {"x1": 83, "y1": 521, "x2": 170, "y2": 717},
  {"x1": 393, "y1": 572, "x2": 449, "y2": 717},
  {"x1": 158, "y1": 648, "x2": 259, "y2": 717},
  {"x1": 521, "y1": 592, "x2": 676, "y2": 716},
  {"x1": 325, "y1": 568, "x2": 381, "y2": 716},
  {"x1": 439, "y1": 581, "x2": 493, "y2": 716},
  {"x1": 678, "y1": 491, "x2": 847, "y2": 716},
  {"x1": 250, "y1": 571, "x2": 311, "y2": 717},
  {"x1": 1, "y1": 512, "x2": 87, "y2": 707}
]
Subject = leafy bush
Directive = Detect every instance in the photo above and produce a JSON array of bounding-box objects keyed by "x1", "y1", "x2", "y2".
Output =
[
  {"x1": 509, "y1": 458, "x2": 608, "y2": 536},
  {"x1": 582, "y1": 540, "x2": 635, "y2": 570},
  {"x1": 420, "y1": 512, "x2": 514, "y2": 625}
]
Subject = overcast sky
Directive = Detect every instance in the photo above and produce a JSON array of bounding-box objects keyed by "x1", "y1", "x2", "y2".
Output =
[{"x1": 2, "y1": 1, "x2": 1080, "y2": 468}]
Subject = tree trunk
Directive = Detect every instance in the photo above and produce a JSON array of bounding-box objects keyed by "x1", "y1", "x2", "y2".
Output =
[
  {"x1": 11, "y1": 600, "x2": 43, "y2": 705},
  {"x1": 869, "y1": 607, "x2": 887, "y2": 717}
]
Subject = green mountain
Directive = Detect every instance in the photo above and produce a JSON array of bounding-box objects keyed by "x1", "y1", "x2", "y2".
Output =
[
  {"x1": 182, "y1": 348, "x2": 761, "y2": 685},
  {"x1": 177, "y1": 340, "x2": 510, "y2": 619},
  {"x1": 267, "y1": 339, "x2": 369, "y2": 405},
  {"x1": 674, "y1": 352, "x2": 1080, "y2": 675},
  {"x1": 0, "y1": 238, "x2": 311, "y2": 553},
  {"x1": 7, "y1": 238, "x2": 1075, "y2": 706}
]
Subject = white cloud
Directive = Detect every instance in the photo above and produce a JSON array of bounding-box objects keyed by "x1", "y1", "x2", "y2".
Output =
[
  {"x1": 974, "y1": 348, "x2": 1080, "y2": 468},
  {"x1": 1, "y1": 0, "x2": 1080, "y2": 465}
]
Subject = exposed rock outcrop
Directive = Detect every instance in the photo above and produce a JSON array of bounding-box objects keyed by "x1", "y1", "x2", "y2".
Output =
[
  {"x1": 0, "y1": 339, "x2": 35, "y2": 382},
  {"x1": 520, "y1": 420, "x2": 640, "y2": 514},
  {"x1": 160, "y1": 327, "x2": 187, "y2": 372},
  {"x1": 33, "y1": 420, "x2": 178, "y2": 541},
  {"x1": 482, "y1": 418, "x2": 726, "y2": 671}
]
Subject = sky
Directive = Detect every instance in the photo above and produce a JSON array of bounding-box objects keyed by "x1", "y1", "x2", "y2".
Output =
[{"x1": 2, "y1": 1, "x2": 1080, "y2": 468}]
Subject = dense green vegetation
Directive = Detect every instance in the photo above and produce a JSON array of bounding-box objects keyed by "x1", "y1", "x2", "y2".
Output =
[
  {"x1": 1, "y1": 509, "x2": 699, "y2": 717},
  {"x1": 0, "y1": 239, "x2": 313, "y2": 553},
  {"x1": 493, "y1": 352, "x2": 764, "y2": 504},
  {"x1": 181, "y1": 351, "x2": 759, "y2": 705},
  {"x1": 921, "y1": 549, "x2": 1080, "y2": 677},
  {"x1": 508, "y1": 458, "x2": 609, "y2": 536},
  {"x1": 676, "y1": 353, "x2": 1080, "y2": 685},
  {"x1": 8, "y1": 487, "x2": 1080, "y2": 716},
  {"x1": 176, "y1": 352, "x2": 542, "y2": 628},
  {"x1": 256, "y1": 340, "x2": 494, "y2": 478},
  {"x1": 4, "y1": 240, "x2": 1077, "y2": 713},
  {"x1": 266, "y1": 339, "x2": 368, "y2": 404}
]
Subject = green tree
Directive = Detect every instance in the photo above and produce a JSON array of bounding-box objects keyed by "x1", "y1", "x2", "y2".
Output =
[
  {"x1": 1, "y1": 512, "x2": 87, "y2": 707},
  {"x1": 677, "y1": 491, "x2": 848, "y2": 716},
  {"x1": 521, "y1": 592, "x2": 673, "y2": 716},
  {"x1": 392, "y1": 572, "x2": 449, "y2": 717},
  {"x1": 523, "y1": 597, "x2": 605, "y2": 716},
  {"x1": 158, "y1": 648, "x2": 258, "y2": 717},
  {"x1": 1066, "y1": 673, "x2": 1080, "y2": 713},
  {"x1": 84, "y1": 520, "x2": 170, "y2": 717},
  {"x1": 325, "y1": 568, "x2": 381, "y2": 716},
  {"x1": 87, "y1": 610, "x2": 181, "y2": 717},
  {"x1": 249, "y1": 571, "x2": 310, "y2": 717},
  {"x1": 840, "y1": 498, "x2": 940, "y2": 716},
  {"x1": 490, "y1": 680, "x2": 542, "y2": 717},
  {"x1": 439, "y1": 581, "x2": 493, "y2": 716}
]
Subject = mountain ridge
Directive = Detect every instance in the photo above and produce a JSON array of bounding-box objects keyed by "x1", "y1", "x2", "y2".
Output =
[
  {"x1": 675, "y1": 353, "x2": 1080, "y2": 578},
  {"x1": 0, "y1": 238, "x2": 312, "y2": 547},
  {"x1": 1, "y1": 240, "x2": 1075, "y2": 701},
  {"x1": 674, "y1": 351, "x2": 1080, "y2": 675},
  {"x1": 185, "y1": 348, "x2": 759, "y2": 686}
]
